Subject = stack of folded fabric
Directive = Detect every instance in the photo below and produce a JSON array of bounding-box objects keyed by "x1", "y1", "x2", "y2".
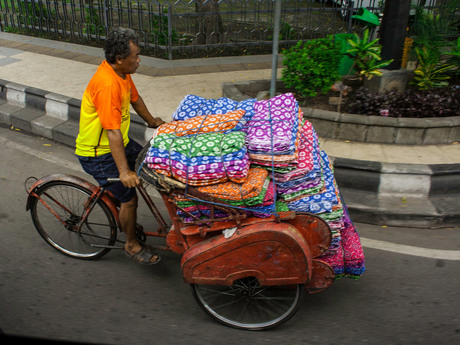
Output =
[
  {"x1": 144, "y1": 131, "x2": 249, "y2": 186},
  {"x1": 155, "y1": 109, "x2": 246, "y2": 137},
  {"x1": 175, "y1": 168, "x2": 288, "y2": 220},
  {"x1": 273, "y1": 120, "x2": 320, "y2": 182},
  {"x1": 143, "y1": 93, "x2": 365, "y2": 278},
  {"x1": 244, "y1": 93, "x2": 301, "y2": 170},
  {"x1": 316, "y1": 202, "x2": 366, "y2": 277},
  {"x1": 286, "y1": 151, "x2": 340, "y2": 215},
  {"x1": 172, "y1": 94, "x2": 257, "y2": 131},
  {"x1": 274, "y1": 121, "x2": 322, "y2": 201}
]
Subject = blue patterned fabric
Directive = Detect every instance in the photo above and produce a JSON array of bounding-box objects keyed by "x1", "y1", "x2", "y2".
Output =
[
  {"x1": 287, "y1": 151, "x2": 339, "y2": 214},
  {"x1": 172, "y1": 95, "x2": 207, "y2": 121},
  {"x1": 172, "y1": 95, "x2": 256, "y2": 127}
]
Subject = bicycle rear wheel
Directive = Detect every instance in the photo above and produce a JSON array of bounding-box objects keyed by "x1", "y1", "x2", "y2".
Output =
[
  {"x1": 192, "y1": 277, "x2": 304, "y2": 330},
  {"x1": 29, "y1": 181, "x2": 117, "y2": 259}
]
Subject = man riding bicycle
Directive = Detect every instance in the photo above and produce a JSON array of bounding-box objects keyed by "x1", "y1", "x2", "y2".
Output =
[{"x1": 75, "y1": 27, "x2": 164, "y2": 265}]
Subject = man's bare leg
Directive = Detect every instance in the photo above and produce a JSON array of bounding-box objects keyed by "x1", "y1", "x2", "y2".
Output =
[
  {"x1": 119, "y1": 195, "x2": 140, "y2": 254},
  {"x1": 120, "y1": 195, "x2": 160, "y2": 264}
]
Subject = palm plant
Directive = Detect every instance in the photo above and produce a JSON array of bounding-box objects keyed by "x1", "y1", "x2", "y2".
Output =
[
  {"x1": 345, "y1": 28, "x2": 393, "y2": 80},
  {"x1": 412, "y1": 46, "x2": 456, "y2": 90}
]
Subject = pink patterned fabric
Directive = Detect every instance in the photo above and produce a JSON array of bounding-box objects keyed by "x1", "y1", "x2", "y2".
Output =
[{"x1": 317, "y1": 206, "x2": 366, "y2": 277}]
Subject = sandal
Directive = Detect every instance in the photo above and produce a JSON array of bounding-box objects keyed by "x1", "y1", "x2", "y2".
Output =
[{"x1": 125, "y1": 244, "x2": 161, "y2": 265}]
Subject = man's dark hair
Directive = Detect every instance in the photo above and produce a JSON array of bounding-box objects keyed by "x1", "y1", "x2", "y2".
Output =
[{"x1": 104, "y1": 27, "x2": 139, "y2": 64}]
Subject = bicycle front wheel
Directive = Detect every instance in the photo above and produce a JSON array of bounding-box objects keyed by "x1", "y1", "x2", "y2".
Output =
[
  {"x1": 29, "y1": 181, "x2": 117, "y2": 259},
  {"x1": 192, "y1": 277, "x2": 304, "y2": 330}
]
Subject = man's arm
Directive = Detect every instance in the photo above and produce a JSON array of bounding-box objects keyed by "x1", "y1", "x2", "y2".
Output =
[
  {"x1": 107, "y1": 129, "x2": 140, "y2": 188},
  {"x1": 131, "y1": 95, "x2": 165, "y2": 128}
]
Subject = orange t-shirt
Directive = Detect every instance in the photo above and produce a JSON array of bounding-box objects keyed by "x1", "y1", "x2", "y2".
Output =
[{"x1": 75, "y1": 60, "x2": 139, "y2": 157}]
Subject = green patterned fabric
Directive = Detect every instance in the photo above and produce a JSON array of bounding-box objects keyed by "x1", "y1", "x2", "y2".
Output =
[{"x1": 151, "y1": 132, "x2": 246, "y2": 157}]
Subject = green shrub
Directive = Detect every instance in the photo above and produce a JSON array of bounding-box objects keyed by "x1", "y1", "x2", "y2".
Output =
[
  {"x1": 17, "y1": 0, "x2": 51, "y2": 26},
  {"x1": 84, "y1": 7, "x2": 105, "y2": 36},
  {"x1": 150, "y1": 9, "x2": 178, "y2": 45},
  {"x1": 281, "y1": 37, "x2": 342, "y2": 99}
]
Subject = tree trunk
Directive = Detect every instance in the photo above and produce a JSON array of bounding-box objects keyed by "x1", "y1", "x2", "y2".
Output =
[
  {"x1": 195, "y1": 0, "x2": 223, "y2": 45},
  {"x1": 379, "y1": 0, "x2": 412, "y2": 70}
]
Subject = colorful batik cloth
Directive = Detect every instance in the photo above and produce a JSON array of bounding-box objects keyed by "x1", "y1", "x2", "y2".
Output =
[
  {"x1": 277, "y1": 177, "x2": 324, "y2": 201},
  {"x1": 317, "y1": 204, "x2": 366, "y2": 278},
  {"x1": 148, "y1": 131, "x2": 246, "y2": 157},
  {"x1": 244, "y1": 93, "x2": 300, "y2": 155},
  {"x1": 273, "y1": 120, "x2": 321, "y2": 183},
  {"x1": 154, "y1": 109, "x2": 246, "y2": 137},
  {"x1": 177, "y1": 200, "x2": 288, "y2": 222},
  {"x1": 149, "y1": 93, "x2": 365, "y2": 278},
  {"x1": 171, "y1": 94, "x2": 256, "y2": 130},
  {"x1": 286, "y1": 151, "x2": 339, "y2": 214},
  {"x1": 175, "y1": 177, "x2": 274, "y2": 209},
  {"x1": 275, "y1": 169, "x2": 320, "y2": 190},
  {"x1": 194, "y1": 168, "x2": 272, "y2": 206},
  {"x1": 144, "y1": 131, "x2": 249, "y2": 186}
]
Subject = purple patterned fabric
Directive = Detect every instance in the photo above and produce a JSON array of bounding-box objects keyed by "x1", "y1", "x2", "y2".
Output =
[{"x1": 244, "y1": 93, "x2": 299, "y2": 154}]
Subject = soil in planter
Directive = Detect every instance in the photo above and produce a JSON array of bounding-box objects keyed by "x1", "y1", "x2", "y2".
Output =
[
  {"x1": 301, "y1": 90, "x2": 343, "y2": 112},
  {"x1": 249, "y1": 86, "x2": 460, "y2": 118}
]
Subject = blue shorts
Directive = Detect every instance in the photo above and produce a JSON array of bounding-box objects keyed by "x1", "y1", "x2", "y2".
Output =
[{"x1": 77, "y1": 139, "x2": 142, "y2": 203}]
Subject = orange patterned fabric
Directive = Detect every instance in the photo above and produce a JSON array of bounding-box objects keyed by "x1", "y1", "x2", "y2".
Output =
[
  {"x1": 196, "y1": 168, "x2": 269, "y2": 201},
  {"x1": 153, "y1": 169, "x2": 245, "y2": 186},
  {"x1": 154, "y1": 109, "x2": 246, "y2": 137}
]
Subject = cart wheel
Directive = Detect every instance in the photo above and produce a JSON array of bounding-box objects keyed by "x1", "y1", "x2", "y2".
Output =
[{"x1": 191, "y1": 277, "x2": 304, "y2": 330}]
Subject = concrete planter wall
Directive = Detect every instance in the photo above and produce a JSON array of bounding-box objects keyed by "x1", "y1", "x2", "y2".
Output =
[{"x1": 222, "y1": 80, "x2": 460, "y2": 145}]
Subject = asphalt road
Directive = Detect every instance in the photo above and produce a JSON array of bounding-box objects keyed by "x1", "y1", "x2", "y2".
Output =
[{"x1": 1, "y1": 125, "x2": 459, "y2": 345}]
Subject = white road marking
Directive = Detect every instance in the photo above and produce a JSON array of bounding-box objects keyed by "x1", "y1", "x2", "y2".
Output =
[
  {"x1": 361, "y1": 237, "x2": 460, "y2": 261},
  {"x1": 0, "y1": 136, "x2": 83, "y2": 172}
]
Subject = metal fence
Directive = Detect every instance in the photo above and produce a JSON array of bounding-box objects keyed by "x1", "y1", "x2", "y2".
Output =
[{"x1": 0, "y1": 0, "x2": 457, "y2": 59}]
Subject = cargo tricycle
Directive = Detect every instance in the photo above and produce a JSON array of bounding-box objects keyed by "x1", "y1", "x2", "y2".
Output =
[{"x1": 25, "y1": 145, "x2": 335, "y2": 331}]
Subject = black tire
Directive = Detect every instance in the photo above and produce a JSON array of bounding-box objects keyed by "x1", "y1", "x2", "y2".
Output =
[
  {"x1": 191, "y1": 277, "x2": 304, "y2": 330},
  {"x1": 30, "y1": 181, "x2": 117, "y2": 259}
]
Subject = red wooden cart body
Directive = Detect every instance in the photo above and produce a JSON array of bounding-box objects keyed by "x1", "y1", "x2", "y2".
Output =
[{"x1": 181, "y1": 222, "x2": 312, "y2": 286}]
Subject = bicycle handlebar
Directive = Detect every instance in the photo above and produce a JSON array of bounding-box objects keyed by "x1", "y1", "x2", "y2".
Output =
[{"x1": 106, "y1": 178, "x2": 121, "y2": 183}]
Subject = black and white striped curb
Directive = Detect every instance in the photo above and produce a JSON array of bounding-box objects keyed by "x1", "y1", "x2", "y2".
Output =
[
  {"x1": 0, "y1": 79, "x2": 153, "y2": 148},
  {"x1": 2, "y1": 79, "x2": 459, "y2": 228},
  {"x1": 332, "y1": 158, "x2": 460, "y2": 227}
]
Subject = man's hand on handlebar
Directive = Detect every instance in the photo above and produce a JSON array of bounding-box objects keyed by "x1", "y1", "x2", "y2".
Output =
[
  {"x1": 147, "y1": 117, "x2": 166, "y2": 128},
  {"x1": 118, "y1": 170, "x2": 140, "y2": 188}
]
